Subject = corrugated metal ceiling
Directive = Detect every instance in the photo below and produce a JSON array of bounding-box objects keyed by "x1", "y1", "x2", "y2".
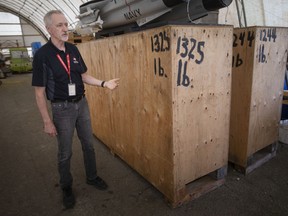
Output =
[{"x1": 0, "y1": 0, "x2": 89, "y2": 39}]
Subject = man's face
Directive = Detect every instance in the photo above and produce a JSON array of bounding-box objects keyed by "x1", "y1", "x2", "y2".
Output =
[{"x1": 47, "y1": 13, "x2": 69, "y2": 42}]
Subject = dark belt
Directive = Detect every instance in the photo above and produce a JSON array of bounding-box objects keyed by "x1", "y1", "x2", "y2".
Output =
[{"x1": 51, "y1": 95, "x2": 85, "y2": 103}]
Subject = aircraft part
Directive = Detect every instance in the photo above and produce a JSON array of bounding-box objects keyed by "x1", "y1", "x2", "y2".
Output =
[
  {"x1": 75, "y1": 0, "x2": 233, "y2": 35},
  {"x1": 202, "y1": 0, "x2": 232, "y2": 11}
]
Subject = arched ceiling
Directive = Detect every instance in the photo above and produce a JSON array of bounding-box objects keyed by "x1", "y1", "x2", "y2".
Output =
[{"x1": 0, "y1": 0, "x2": 89, "y2": 40}]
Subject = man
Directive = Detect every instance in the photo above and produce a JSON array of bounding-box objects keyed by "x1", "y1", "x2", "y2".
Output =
[{"x1": 32, "y1": 10, "x2": 119, "y2": 209}]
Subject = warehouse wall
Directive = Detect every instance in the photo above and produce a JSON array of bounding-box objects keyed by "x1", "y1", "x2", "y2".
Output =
[{"x1": 219, "y1": 0, "x2": 288, "y2": 27}]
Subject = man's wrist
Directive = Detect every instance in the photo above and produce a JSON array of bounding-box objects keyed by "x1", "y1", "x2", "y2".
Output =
[
  {"x1": 101, "y1": 81, "x2": 106, "y2": 88},
  {"x1": 44, "y1": 119, "x2": 52, "y2": 124}
]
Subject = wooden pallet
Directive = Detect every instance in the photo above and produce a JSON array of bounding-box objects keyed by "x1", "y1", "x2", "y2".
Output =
[
  {"x1": 172, "y1": 165, "x2": 227, "y2": 208},
  {"x1": 232, "y1": 143, "x2": 278, "y2": 175},
  {"x1": 283, "y1": 90, "x2": 288, "y2": 105},
  {"x1": 107, "y1": 143, "x2": 228, "y2": 208}
]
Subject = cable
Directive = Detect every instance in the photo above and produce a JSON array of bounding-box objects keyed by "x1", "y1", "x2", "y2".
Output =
[
  {"x1": 187, "y1": 0, "x2": 193, "y2": 23},
  {"x1": 225, "y1": 4, "x2": 229, "y2": 24}
]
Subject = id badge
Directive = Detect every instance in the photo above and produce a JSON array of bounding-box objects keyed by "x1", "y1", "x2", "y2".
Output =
[{"x1": 68, "y1": 83, "x2": 76, "y2": 96}]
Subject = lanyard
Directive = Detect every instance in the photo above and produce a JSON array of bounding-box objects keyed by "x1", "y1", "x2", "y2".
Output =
[{"x1": 57, "y1": 53, "x2": 71, "y2": 82}]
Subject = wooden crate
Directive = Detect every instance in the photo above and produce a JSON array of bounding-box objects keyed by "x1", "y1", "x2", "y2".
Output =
[
  {"x1": 283, "y1": 90, "x2": 288, "y2": 105},
  {"x1": 78, "y1": 25, "x2": 233, "y2": 207},
  {"x1": 68, "y1": 32, "x2": 94, "y2": 44},
  {"x1": 229, "y1": 27, "x2": 288, "y2": 174}
]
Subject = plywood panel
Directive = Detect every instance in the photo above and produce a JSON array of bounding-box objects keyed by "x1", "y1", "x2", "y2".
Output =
[
  {"x1": 248, "y1": 27, "x2": 288, "y2": 154},
  {"x1": 79, "y1": 29, "x2": 175, "y2": 200},
  {"x1": 171, "y1": 26, "x2": 232, "y2": 189},
  {"x1": 229, "y1": 27, "x2": 256, "y2": 165}
]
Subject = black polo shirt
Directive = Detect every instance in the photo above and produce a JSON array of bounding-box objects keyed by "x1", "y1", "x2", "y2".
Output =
[{"x1": 32, "y1": 39, "x2": 87, "y2": 101}]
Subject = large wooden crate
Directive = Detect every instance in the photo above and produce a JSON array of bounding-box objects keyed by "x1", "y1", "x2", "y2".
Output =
[
  {"x1": 78, "y1": 25, "x2": 233, "y2": 206},
  {"x1": 68, "y1": 32, "x2": 94, "y2": 44},
  {"x1": 229, "y1": 27, "x2": 288, "y2": 174}
]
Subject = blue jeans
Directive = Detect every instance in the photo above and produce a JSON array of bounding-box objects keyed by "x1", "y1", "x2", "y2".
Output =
[{"x1": 51, "y1": 97, "x2": 97, "y2": 189}]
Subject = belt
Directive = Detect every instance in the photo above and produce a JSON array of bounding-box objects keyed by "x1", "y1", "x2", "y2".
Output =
[{"x1": 51, "y1": 95, "x2": 85, "y2": 103}]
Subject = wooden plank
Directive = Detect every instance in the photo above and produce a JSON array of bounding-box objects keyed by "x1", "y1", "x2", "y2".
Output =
[
  {"x1": 172, "y1": 165, "x2": 227, "y2": 208},
  {"x1": 229, "y1": 27, "x2": 255, "y2": 166},
  {"x1": 233, "y1": 143, "x2": 278, "y2": 175},
  {"x1": 79, "y1": 30, "x2": 175, "y2": 200},
  {"x1": 248, "y1": 27, "x2": 287, "y2": 155},
  {"x1": 171, "y1": 26, "x2": 232, "y2": 191}
]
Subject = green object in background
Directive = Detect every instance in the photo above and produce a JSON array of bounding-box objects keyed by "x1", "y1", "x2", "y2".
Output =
[{"x1": 10, "y1": 48, "x2": 32, "y2": 73}]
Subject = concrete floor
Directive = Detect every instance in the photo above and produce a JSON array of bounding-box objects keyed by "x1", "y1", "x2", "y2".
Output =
[{"x1": 0, "y1": 74, "x2": 288, "y2": 216}]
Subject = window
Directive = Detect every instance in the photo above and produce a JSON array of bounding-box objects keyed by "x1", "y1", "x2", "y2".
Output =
[{"x1": 0, "y1": 12, "x2": 22, "y2": 36}]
